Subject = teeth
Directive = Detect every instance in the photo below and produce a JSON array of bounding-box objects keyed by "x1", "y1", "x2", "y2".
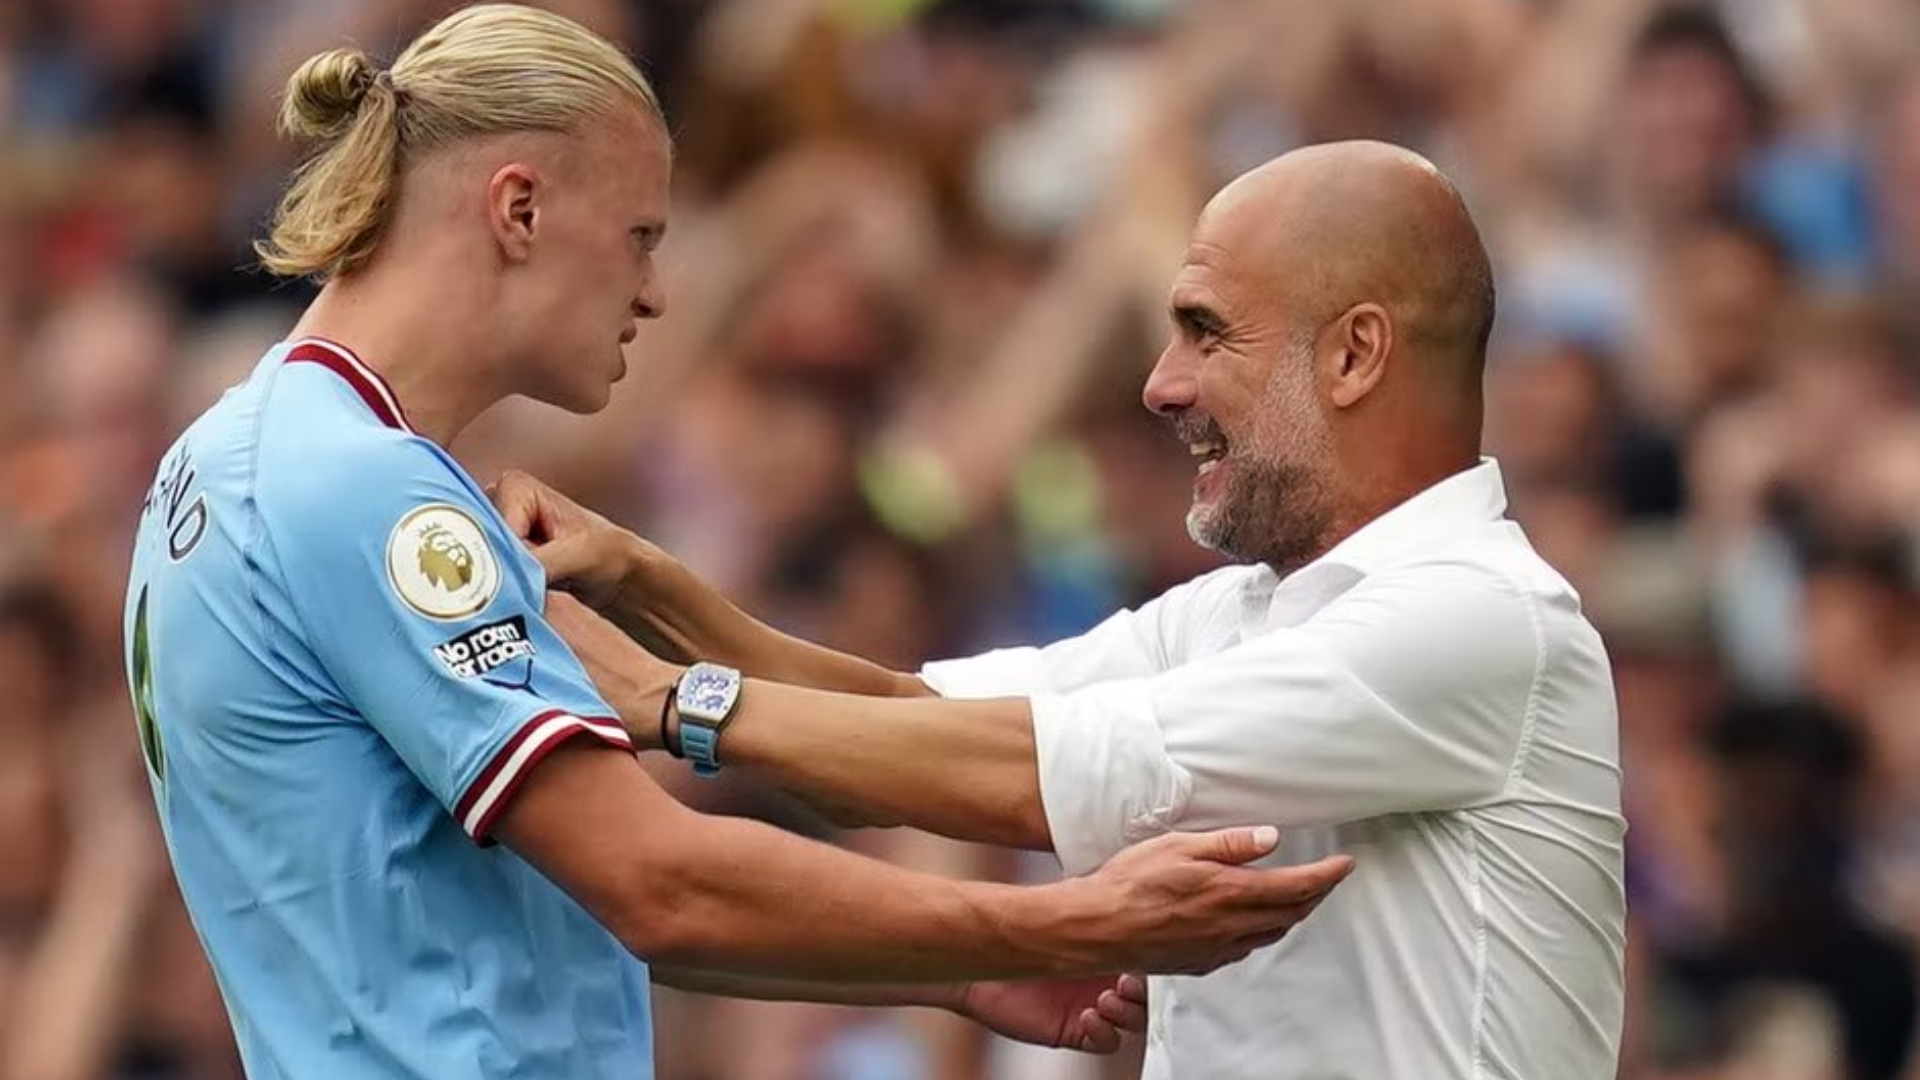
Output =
[{"x1": 1187, "y1": 441, "x2": 1225, "y2": 460}]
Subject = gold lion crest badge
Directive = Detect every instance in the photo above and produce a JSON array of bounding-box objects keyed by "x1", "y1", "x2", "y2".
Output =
[
  {"x1": 417, "y1": 524, "x2": 474, "y2": 592},
  {"x1": 387, "y1": 504, "x2": 498, "y2": 619}
]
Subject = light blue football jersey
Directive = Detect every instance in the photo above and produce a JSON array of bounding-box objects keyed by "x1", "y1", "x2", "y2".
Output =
[{"x1": 123, "y1": 338, "x2": 654, "y2": 1080}]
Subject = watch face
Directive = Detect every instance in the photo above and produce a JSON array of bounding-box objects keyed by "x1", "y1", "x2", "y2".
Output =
[{"x1": 679, "y1": 664, "x2": 740, "y2": 720}]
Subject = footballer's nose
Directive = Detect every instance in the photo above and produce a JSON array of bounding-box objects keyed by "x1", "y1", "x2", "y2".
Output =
[{"x1": 633, "y1": 277, "x2": 664, "y2": 320}]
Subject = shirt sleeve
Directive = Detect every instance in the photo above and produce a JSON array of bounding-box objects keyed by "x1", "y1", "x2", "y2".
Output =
[
  {"x1": 1031, "y1": 561, "x2": 1543, "y2": 875},
  {"x1": 261, "y1": 435, "x2": 632, "y2": 845},
  {"x1": 919, "y1": 569, "x2": 1241, "y2": 698}
]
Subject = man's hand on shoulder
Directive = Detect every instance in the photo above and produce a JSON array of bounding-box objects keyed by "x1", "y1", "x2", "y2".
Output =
[{"x1": 488, "y1": 470, "x2": 663, "y2": 610}]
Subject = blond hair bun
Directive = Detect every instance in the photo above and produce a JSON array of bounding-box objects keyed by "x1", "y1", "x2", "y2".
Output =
[{"x1": 280, "y1": 47, "x2": 384, "y2": 142}]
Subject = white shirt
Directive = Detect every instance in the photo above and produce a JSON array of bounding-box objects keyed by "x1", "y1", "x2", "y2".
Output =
[{"x1": 922, "y1": 460, "x2": 1625, "y2": 1080}]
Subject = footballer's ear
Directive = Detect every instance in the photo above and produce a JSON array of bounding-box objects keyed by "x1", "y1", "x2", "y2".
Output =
[{"x1": 487, "y1": 163, "x2": 541, "y2": 262}]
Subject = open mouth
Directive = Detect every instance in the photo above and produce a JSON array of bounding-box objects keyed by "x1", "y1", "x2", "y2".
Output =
[{"x1": 1188, "y1": 437, "x2": 1228, "y2": 476}]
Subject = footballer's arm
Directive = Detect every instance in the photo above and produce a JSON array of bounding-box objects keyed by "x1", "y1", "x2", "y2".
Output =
[
  {"x1": 490, "y1": 470, "x2": 927, "y2": 697},
  {"x1": 549, "y1": 592, "x2": 1055, "y2": 849},
  {"x1": 491, "y1": 740, "x2": 1350, "y2": 985},
  {"x1": 495, "y1": 474, "x2": 1099, "y2": 846}
]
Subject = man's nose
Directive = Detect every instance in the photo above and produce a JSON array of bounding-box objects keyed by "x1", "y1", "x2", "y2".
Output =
[
  {"x1": 633, "y1": 279, "x2": 665, "y2": 320},
  {"x1": 1143, "y1": 343, "x2": 1199, "y2": 416}
]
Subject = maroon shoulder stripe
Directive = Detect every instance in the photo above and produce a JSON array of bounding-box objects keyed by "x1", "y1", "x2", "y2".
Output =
[{"x1": 284, "y1": 338, "x2": 416, "y2": 434}]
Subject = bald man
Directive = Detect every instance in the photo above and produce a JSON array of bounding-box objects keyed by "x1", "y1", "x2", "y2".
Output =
[{"x1": 504, "y1": 142, "x2": 1625, "y2": 1080}]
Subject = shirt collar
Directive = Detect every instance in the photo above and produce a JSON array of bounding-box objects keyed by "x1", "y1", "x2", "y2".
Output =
[
  {"x1": 278, "y1": 337, "x2": 417, "y2": 435},
  {"x1": 1235, "y1": 458, "x2": 1510, "y2": 626},
  {"x1": 1316, "y1": 457, "x2": 1509, "y2": 575}
]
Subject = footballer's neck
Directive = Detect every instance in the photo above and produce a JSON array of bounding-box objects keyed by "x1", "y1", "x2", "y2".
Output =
[{"x1": 290, "y1": 263, "x2": 513, "y2": 448}]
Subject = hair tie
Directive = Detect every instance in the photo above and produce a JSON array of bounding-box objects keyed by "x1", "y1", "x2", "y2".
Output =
[{"x1": 371, "y1": 67, "x2": 405, "y2": 109}]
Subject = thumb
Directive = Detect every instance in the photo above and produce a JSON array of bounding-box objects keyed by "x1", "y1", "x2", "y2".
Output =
[
  {"x1": 492, "y1": 484, "x2": 539, "y2": 541},
  {"x1": 1194, "y1": 825, "x2": 1281, "y2": 866}
]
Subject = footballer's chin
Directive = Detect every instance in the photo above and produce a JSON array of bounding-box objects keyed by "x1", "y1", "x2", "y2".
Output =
[
  {"x1": 535, "y1": 372, "x2": 616, "y2": 415},
  {"x1": 575, "y1": 386, "x2": 615, "y2": 414},
  {"x1": 576, "y1": 345, "x2": 628, "y2": 411},
  {"x1": 575, "y1": 375, "x2": 618, "y2": 414}
]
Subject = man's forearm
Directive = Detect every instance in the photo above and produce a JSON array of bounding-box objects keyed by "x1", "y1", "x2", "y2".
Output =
[
  {"x1": 712, "y1": 681, "x2": 1053, "y2": 851},
  {"x1": 503, "y1": 717, "x2": 1343, "y2": 991},
  {"x1": 503, "y1": 744, "x2": 1094, "y2": 985},
  {"x1": 615, "y1": 550, "x2": 929, "y2": 697},
  {"x1": 652, "y1": 965, "x2": 960, "y2": 1009},
  {"x1": 630, "y1": 804, "x2": 1088, "y2": 981}
]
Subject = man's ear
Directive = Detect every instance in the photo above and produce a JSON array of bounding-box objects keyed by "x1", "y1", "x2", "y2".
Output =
[
  {"x1": 487, "y1": 163, "x2": 540, "y2": 263},
  {"x1": 1323, "y1": 303, "x2": 1392, "y2": 409}
]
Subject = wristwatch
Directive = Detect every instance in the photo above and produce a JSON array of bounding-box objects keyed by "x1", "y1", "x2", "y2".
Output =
[{"x1": 674, "y1": 661, "x2": 744, "y2": 778}]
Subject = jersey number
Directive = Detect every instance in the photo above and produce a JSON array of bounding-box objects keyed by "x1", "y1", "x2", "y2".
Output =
[{"x1": 130, "y1": 586, "x2": 165, "y2": 783}]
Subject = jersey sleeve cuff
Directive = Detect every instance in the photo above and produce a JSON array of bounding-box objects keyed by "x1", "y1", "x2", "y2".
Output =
[{"x1": 456, "y1": 709, "x2": 633, "y2": 846}]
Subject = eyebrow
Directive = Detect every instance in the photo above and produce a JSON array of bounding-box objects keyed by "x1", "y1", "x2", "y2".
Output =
[
  {"x1": 1172, "y1": 302, "x2": 1226, "y2": 337},
  {"x1": 631, "y1": 221, "x2": 667, "y2": 248}
]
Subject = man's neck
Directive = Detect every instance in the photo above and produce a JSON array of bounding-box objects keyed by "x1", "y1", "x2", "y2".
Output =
[
  {"x1": 1260, "y1": 450, "x2": 1479, "y2": 577},
  {"x1": 289, "y1": 267, "x2": 507, "y2": 447}
]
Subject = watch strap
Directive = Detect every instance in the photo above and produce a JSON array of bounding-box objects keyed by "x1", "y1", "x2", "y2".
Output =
[
  {"x1": 661, "y1": 674, "x2": 685, "y2": 760},
  {"x1": 681, "y1": 721, "x2": 723, "y2": 778}
]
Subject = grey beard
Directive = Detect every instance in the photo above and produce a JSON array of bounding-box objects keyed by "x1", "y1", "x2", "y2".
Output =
[{"x1": 1188, "y1": 456, "x2": 1331, "y2": 572}]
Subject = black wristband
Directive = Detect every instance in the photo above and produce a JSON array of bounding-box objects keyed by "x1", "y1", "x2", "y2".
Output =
[{"x1": 660, "y1": 675, "x2": 686, "y2": 759}]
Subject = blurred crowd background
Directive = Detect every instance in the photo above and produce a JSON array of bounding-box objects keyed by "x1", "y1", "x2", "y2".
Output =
[{"x1": 5, "y1": 0, "x2": 1920, "y2": 1078}]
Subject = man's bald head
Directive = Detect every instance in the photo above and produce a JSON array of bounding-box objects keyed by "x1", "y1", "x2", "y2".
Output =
[
  {"x1": 1199, "y1": 141, "x2": 1496, "y2": 390},
  {"x1": 1144, "y1": 142, "x2": 1496, "y2": 572}
]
